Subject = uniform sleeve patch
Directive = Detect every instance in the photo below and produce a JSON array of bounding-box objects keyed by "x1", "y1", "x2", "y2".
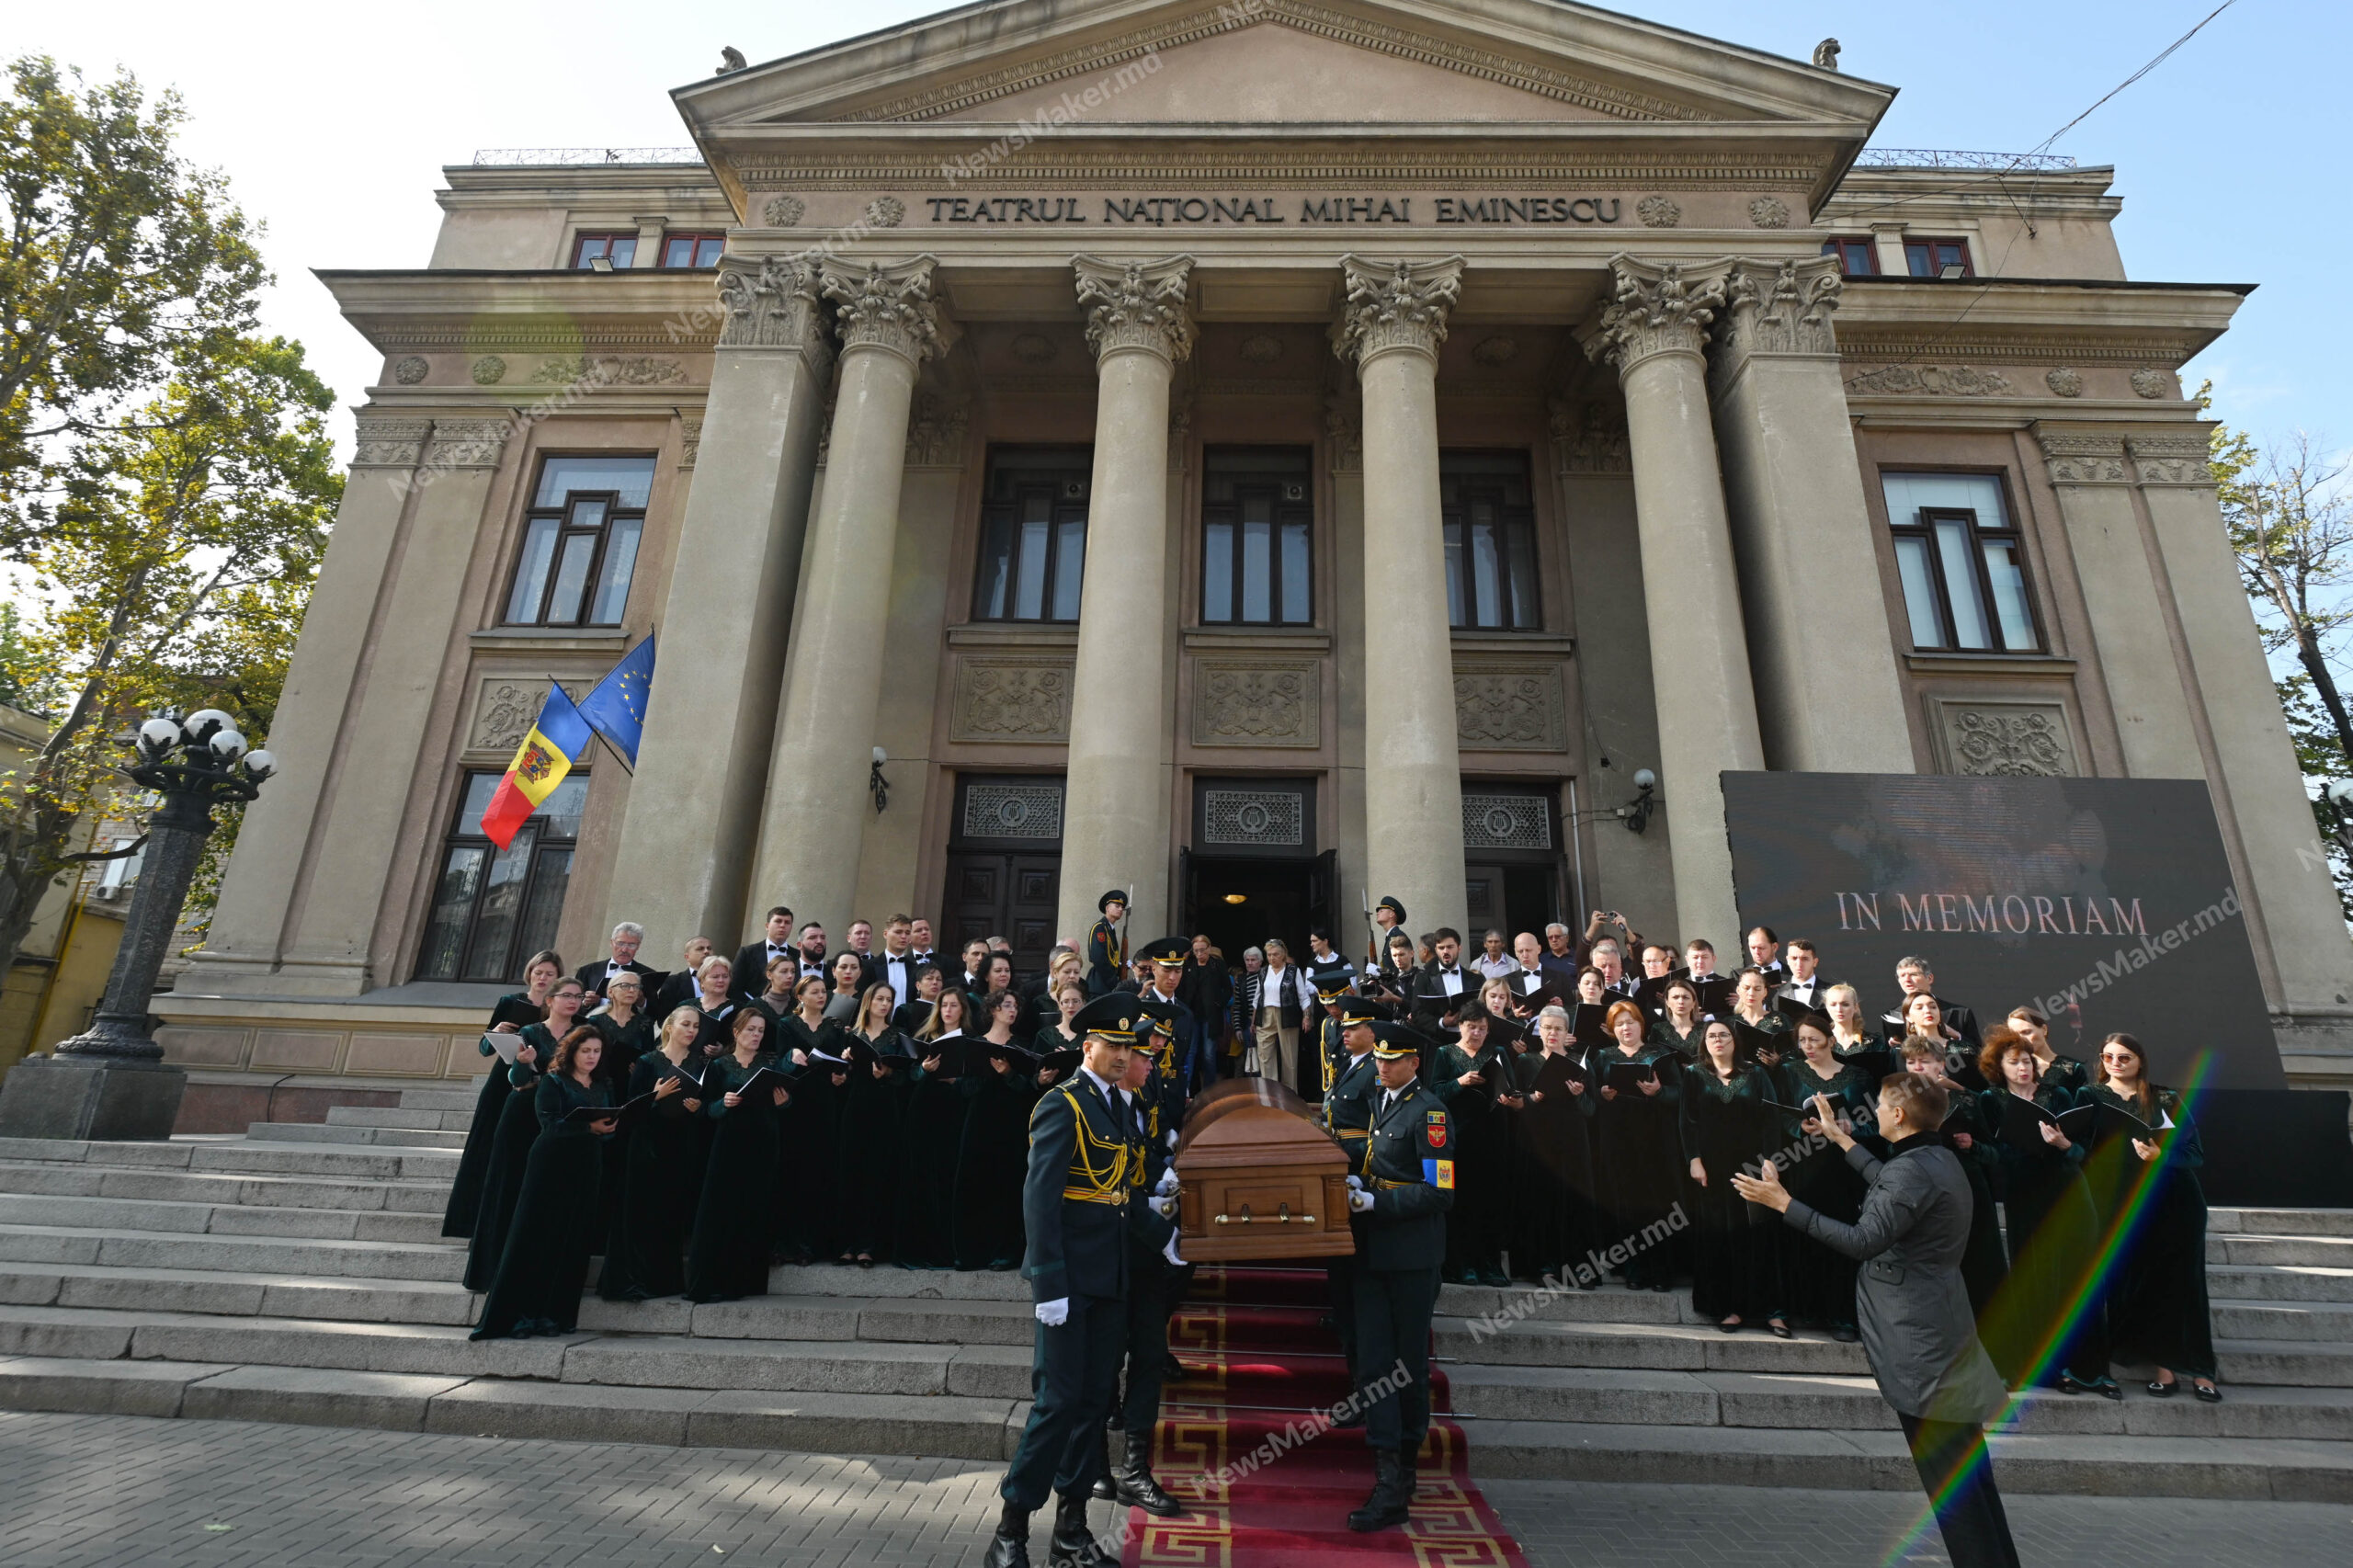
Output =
[{"x1": 1424, "y1": 1158, "x2": 1454, "y2": 1189}]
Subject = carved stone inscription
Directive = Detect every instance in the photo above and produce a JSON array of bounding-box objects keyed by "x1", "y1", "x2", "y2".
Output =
[
  {"x1": 1454, "y1": 663, "x2": 1569, "y2": 751},
  {"x1": 1192, "y1": 660, "x2": 1321, "y2": 748},
  {"x1": 950, "y1": 656, "x2": 1074, "y2": 743}
]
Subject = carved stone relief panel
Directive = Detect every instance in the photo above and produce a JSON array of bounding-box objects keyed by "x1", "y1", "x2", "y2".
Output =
[
  {"x1": 469, "y1": 677, "x2": 588, "y2": 756},
  {"x1": 1461, "y1": 793, "x2": 1554, "y2": 850},
  {"x1": 949, "y1": 656, "x2": 1074, "y2": 743},
  {"x1": 1453, "y1": 663, "x2": 1569, "y2": 751},
  {"x1": 1191, "y1": 659, "x2": 1321, "y2": 748},
  {"x1": 1928, "y1": 698, "x2": 2078, "y2": 778}
]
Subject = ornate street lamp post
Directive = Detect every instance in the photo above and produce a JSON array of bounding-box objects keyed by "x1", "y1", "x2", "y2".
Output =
[{"x1": 0, "y1": 710, "x2": 274, "y2": 1141}]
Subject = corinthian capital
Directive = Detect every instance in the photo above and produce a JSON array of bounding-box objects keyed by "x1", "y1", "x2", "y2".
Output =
[
  {"x1": 1335, "y1": 255, "x2": 1464, "y2": 368},
  {"x1": 1072, "y1": 255, "x2": 1196, "y2": 365},
  {"x1": 715, "y1": 256, "x2": 831, "y2": 358},
  {"x1": 820, "y1": 256, "x2": 942, "y2": 365},
  {"x1": 1717, "y1": 256, "x2": 1842, "y2": 360},
  {"x1": 1584, "y1": 256, "x2": 1731, "y2": 377}
]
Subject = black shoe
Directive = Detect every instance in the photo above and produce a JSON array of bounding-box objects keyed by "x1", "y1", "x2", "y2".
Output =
[
  {"x1": 1163, "y1": 1351, "x2": 1185, "y2": 1382},
  {"x1": 2058, "y1": 1371, "x2": 2090, "y2": 1395},
  {"x1": 983, "y1": 1501, "x2": 1030, "y2": 1568},
  {"x1": 1347, "y1": 1449, "x2": 1412, "y2": 1533},
  {"x1": 1330, "y1": 1403, "x2": 1365, "y2": 1429},
  {"x1": 1047, "y1": 1492, "x2": 1111, "y2": 1568},
  {"x1": 2193, "y1": 1381, "x2": 2222, "y2": 1403},
  {"x1": 2146, "y1": 1378, "x2": 2177, "y2": 1398},
  {"x1": 1478, "y1": 1268, "x2": 1512, "y2": 1289},
  {"x1": 1830, "y1": 1324, "x2": 1859, "y2": 1344},
  {"x1": 2090, "y1": 1377, "x2": 2123, "y2": 1402},
  {"x1": 1112, "y1": 1430, "x2": 1182, "y2": 1517},
  {"x1": 1090, "y1": 1429, "x2": 1116, "y2": 1502}
]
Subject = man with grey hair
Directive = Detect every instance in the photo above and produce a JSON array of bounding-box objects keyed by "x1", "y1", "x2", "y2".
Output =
[
  {"x1": 574, "y1": 921, "x2": 657, "y2": 1005},
  {"x1": 1254, "y1": 938, "x2": 1313, "y2": 1092},
  {"x1": 1539, "y1": 923, "x2": 1582, "y2": 992}
]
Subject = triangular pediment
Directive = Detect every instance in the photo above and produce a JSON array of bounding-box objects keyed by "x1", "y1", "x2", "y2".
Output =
[{"x1": 676, "y1": 0, "x2": 1894, "y2": 131}]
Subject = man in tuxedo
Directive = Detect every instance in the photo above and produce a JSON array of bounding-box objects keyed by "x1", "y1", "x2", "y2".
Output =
[
  {"x1": 732, "y1": 907, "x2": 795, "y2": 1000},
  {"x1": 1410, "y1": 928, "x2": 1471, "y2": 1028},
  {"x1": 1503, "y1": 933, "x2": 1551, "y2": 1017},
  {"x1": 873, "y1": 915, "x2": 923, "y2": 1006},
  {"x1": 844, "y1": 918, "x2": 880, "y2": 988},
  {"x1": 574, "y1": 922, "x2": 660, "y2": 1006},
  {"x1": 1588, "y1": 938, "x2": 1635, "y2": 997},
  {"x1": 1886, "y1": 957, "x2": 1982, "y2": 1049},
  {"x1": 794, "y1": 923, "x2": 832, "y2": 983},
  {"x1": 1773, "y1": 938, "x2": 1834, "y2": 1013},
  {"x1": 908, "y1": 917, "x2": 940, "y2": 973},
  {"x1": 1745, "y1": 925, "x2": 1790, "y2": 985}
]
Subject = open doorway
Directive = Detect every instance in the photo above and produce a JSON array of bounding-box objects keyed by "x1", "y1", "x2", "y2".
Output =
[{"x1": 1189, "y1": 856, "x2": 1314, "y2": 975}]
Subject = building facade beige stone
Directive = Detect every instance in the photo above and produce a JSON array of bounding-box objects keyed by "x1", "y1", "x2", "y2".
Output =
[{"x1": 163, "y1": 0, "x2": 2353, "y2": 1097}]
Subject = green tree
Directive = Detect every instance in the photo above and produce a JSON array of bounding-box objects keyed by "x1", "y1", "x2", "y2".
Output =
[
  {"x1": 2211, "y1": 392, "x2": 2353, "y2": 917},
  {"x1": 0, "y1": 335, "x2": 339, "y2": 973},
  {"x1": 1, "y1": 56, "x2": 265, "y2": 546}
]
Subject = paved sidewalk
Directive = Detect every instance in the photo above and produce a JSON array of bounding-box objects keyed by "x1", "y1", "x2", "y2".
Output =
[{"x1": 3, "y1": 1412, "x2": 2349, "y2": 1566}]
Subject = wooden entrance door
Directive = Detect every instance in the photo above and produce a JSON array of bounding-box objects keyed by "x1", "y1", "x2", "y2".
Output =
[{"x1": 943, "y1": 851, "x2": 1062, "y2": 978}]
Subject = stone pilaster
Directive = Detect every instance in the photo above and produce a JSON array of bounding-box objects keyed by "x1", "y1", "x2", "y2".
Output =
[
  {"x1": 745, "y1": 256, "x2": 939, "y2": 938},
  {"x1": 607, "y1": 256, "x2": 835, "y2": 957},
  {"x1": 1054, "y1": 255, "x2": 1195, "y2": 942},
  {"x1": 1336, "y1": 254, "x2": 1469, "y2": 937},
  {"x1": 1586, "y1": 256, "x2": 1764, "y2": 949},
  {"x1": 1708, "y1": 256, "x2": 1913, "y2": 772}
]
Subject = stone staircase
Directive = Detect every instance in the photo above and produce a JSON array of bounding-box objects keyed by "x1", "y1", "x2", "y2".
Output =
[{"x1": 0, "y1": 1085, "x2": 2347, "y2": 1498}]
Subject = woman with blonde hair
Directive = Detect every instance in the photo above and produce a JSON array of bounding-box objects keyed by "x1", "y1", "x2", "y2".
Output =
[{"x1": 600, "y1": 1006, "x2": 709, "y2": 1301}]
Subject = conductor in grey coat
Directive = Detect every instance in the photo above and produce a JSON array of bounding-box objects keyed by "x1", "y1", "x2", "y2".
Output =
[{"x1": 1735, "y1": 1069, "x2": 2019, "y2": 1568}]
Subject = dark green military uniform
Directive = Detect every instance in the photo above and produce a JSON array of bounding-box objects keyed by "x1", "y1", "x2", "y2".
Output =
[
  {"x1": 1313, "y1": 976, "x2": 1353, "y2": 1097},
  {"x1": 1093, "y1": 991, "x2": 1186, "y2": 1517},
  {"x1": 1320, "y1": 995, "x2": 1389, "y2": 1405},
  {"x1": 1347, "y1": 1021, "x2": 1455, "y2": 1535}
]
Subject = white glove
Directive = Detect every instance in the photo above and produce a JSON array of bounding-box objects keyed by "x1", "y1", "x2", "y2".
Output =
[
  {"x1": 1346, "y1": 1175, "x2": 1365, "y2": 1192},
  {"x1": 1035, "y1": 1297, "x2": 1070, "y2": 1327},
  {"x1": 1151, "y1": 1195, "x2": 1177, "y2": 1219},
  {"x1": 1163, "y1": 1232, "x2": 1185, "y2": 1267},
  {"x1": 1348, "y1": 1188, "x2": 1375, "y2": 1213},
  {"x1": 1154, "y1": 1172, "x2": 1180, "y2": 1197}
]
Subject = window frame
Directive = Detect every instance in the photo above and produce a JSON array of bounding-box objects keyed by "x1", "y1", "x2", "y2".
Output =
[
  {"x1": 1199, "y1": 447, "x2": 1315, "y2": 628},
  {"x1": 660, "y1": 232, "x2": 725, "y2": 268},
  {"x1": 1885, "y1": 488, "x2": 2045, "y2": 654},
  {"x1": 414, "y1": 769, "x2": 587, "y2": 984},
  {"x1": 1904, "y1": 236, "x2": 1975, "y2": 278},
  {"x1": 1438, "y1": 450, "x2": 1543, "y2": 632},
  {"x1": 501, "y1": 454, "x2": 656, "y2": 629},
  {"x1": 570, "y1": 233, "x2": 638, "y2": 269},
  {"x1": 1820, "y1": 236, "x2": 1879, "y2": 278},
  {"x1": 970, "y1": 448, "x2": 1092, "y2": 625}
]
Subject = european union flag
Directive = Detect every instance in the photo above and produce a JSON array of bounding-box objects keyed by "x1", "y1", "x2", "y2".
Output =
[{"x1": 578, "y1": 632, "x2": 654, "y2": 768}]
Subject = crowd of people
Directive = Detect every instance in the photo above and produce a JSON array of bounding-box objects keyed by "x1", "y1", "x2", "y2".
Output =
[{"x1": 438, "y1": 899, "x2": 2218, "y2": 1403}]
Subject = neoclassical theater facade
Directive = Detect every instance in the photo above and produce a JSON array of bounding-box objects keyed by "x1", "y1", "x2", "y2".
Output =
[{"x1": 165, "y1": 0, "x2": 2352, "y2": 1094}]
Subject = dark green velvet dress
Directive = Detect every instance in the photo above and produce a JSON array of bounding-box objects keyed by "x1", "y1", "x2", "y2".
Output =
[
  {"x1": 462, "y1": 1021, "x2": 563, "y2": 1291},
  {"x1": 894, "y1": 1033, "x2": 970, "y2": 1267},
  {"x1": 1771, "y1": 1057, "x2": 1873, "y2": 1330},
  {"x1": 443, "y1": 992, "x2": 544, "y2": 1237},
  {"x1": 598, "y1": 1051, "x2": 709, "y2": 1301},
  {"x1": 1678, "y1": 1061, "x2": 1776, "y2": 1322},
  {"x1": 684, "y1": 1053, "x2": 786, "y2": 1302},
  {"x1": 472, "y1": 1073, "x2": 612, "y2": 1338},
  {"x1": 951, "y1": 1050, "x2": 1039, "y2": 1270},
  {"x1": 1590, "y1": 1042, "x2": 1683, "y2": 1288},
  {"x1": 839, "y1": 1035, "x2": 915, "y2": 1259},
  {"x1": 1980, "y1": 1083, "x2": 2108, "y2": 1387}
]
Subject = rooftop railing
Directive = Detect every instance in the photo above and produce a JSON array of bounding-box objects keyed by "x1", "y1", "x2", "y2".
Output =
[{"x1": 1853, "y1": 149, "x2": 2079, "y2": 172}]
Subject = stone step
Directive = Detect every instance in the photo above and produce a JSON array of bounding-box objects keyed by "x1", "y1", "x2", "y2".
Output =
[
  {"x1": 244, "y1": 1122, "x2": 468, "y2": 1150},
  {"x1": 0, "y1": 1137, "x2": 459, "y2": 1183},
  {"x1": 2206, "y1": 1265, "x2": 2353, "y2": 1304},
  {"x1": 2211, "y1": 1209, "x2": 2353, "y2": 1239},
  {"x1": 1463, "y1": 1419, "x2": 2353, "y2": 1500},
  {"x1": 2212, "y1": 1234, "x2": 2353, "y2": 1269},
  {"x1": 0, "y1": 1194, "x2": 445, "y2": 1245},
  {"x1": 2212, "y1": 1299, "x2": 2353, "y2": 1344},
  {"x1": 395, "y1": 1088, "x2": 480, "y2": 1113},
  {"x1": 324, "y1": 1106, "x2": 472, "y2": 1132},
  {"x1": 0, "y1": 1158, "x2": 446, "y2": 1213},
  {"x1": 0, "y1": 1356, "x2": 1018, "y2": 1455},
  {"x1": 0, "y1": 1260, "x2": 478, "y2": 1325},
  {"x1": 0, "y1": 1222, "x2": 465, "y2": 1284},
  {"x1": 1436, "y1": 1314, "x2": 1875, "y2": 1376},
  {"x1": 2210, "y1": 1338, "x2": 2353, "y2": 1388}
]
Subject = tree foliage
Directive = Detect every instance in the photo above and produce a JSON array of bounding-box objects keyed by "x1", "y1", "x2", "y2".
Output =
[{"x1": 2210, "y1": 388, "x2": 2353, "y2": 919}]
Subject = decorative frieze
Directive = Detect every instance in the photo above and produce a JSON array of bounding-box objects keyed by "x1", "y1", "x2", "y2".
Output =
[
  {"x1": 904, "y1": 394, "x2": 970, "y2": 468},
  {"x1": 349, "y1": 416, "x2": 432, "y2": 470},
  {"x1": 822, "y1": 256, "x2": 943, "y2": 364},
  {"x1": 2045, "y1": 367, "x2": 2085, "y2": 398},
  {"x1": 949, "y1": 656, "x2": 1074, "y2": 743},
  {"x1": 1453, "y1": 663, "x2": 1569, "y2": 751},
  {"x1": 866, "y1": 196, "x2": 906, "y2": 228},
  {"x1": 1634, "y1": 195, "x2": 1681, "y2": 228},
  {"x1": 2127, "y1": 431, "x2": 2214, "y2": 487},
  {"x1": 1461, "y1": 793, "x2": 1554, "y2": 850},
  {"x1": 391, "y1": 356, "x2": 428, "y2": 385},
  {"x1": 470, "y1": 677, "x2": 586, "y2": 755},
  {"x1": 715, "y1": 256, "x2": 832, "y2": 355},
  {"x1": 1191, "y1": 660, "x2": 1321, "y2": 748},
  {"x1": 1072, "y1": 255, "x2": 1197, "y2": 364},
  {"x1": 1200, "y1": 789, "x2": 1306, "y2": 847},
  {"x1": 2131, "y1": 369, "x2": 2172, "y2": 400},
  {"x1": 961, "y1": 779, "x2": 1064, "y2": 841},
  {"x1": 1746, "y1": 196, "x2": 1790, "y2": 229},
  {"x1": 677, "y1": 415, "x2": 702, "y2": 470},
  {"x1": 528, "y1": 354, "x2": 688, "y2": 386},
  {"x1": 1585, "y1": 257, "x2": 1728, "y2": 376},
  {"x1": 1547, "y1": 397, "x2": 1630, "y2": 475},
  {"x1": 761, "y1": 194, "x2": 806, "y2": 227},
  {"x1": 1324, "y1": 395, "x2": 1362, "y2": 473},
  {"x1": 1930, "y1": 699, "x2": 2077, "y2": 778},
  {"x1": 470, "y1": 355, "x2": 507, "y2": 385},
  {"x1": 2036, "y1": 430, "x2": 2130, "y2": 485},
  {"x1": 423, "y1": 419, "x2": 512, "y2": 471},
  {"x1": 1843, "y1": 364, "x2": 2014, "y2": 397},
  {"x1": 1336, "y1": 255, "x2": 1463, "y2": 368},
  {"x1": 1715, "y1": 257, "x2": 1842, "y2": 363}
]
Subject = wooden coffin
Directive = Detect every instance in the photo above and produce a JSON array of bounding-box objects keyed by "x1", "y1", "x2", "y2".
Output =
[{"x1": 1172, "y1": 1077, "x2": 1354, "y2": 1261}]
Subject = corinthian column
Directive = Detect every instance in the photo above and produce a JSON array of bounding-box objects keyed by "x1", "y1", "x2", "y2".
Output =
[
  {"x1": 1054, "y1": 256, "x2": 1194, "y2": 942},
  {"x1": 1586, "y1": 256, "x2": 1765, "y2": 947},
  {"x1": 607, "y1": 257, "x2": 833, "y2": 954},
  {"x1": 1708, "y1": 257, "x2": 1913, "y2": 771},
  {"x1": 1336, "y1": 255, "x2": 1469, "y2": 937},
  {"x1": 745, "y1": 256, "x2": 940, "y2": 937}
]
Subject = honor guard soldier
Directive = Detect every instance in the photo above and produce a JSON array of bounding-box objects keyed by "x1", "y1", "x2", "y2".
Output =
[
  {"x1": 987, "y1": 994, "x2": 1146, "y2": 1568},
  {"x1": 1092, "y1": 997, "x2": 1186, "y2": 1517},
  {"x1": 1320, "y1": 994, "x2": 1390, "y2": 1422},
  {"x1": 1086, "y1": 891, "x2": 1128, "y2": 996},
  {"x1": 1343, "y1": 1021, "x2": 1455, "y2": 1534},
  {"x1": 1313, "y1": 974, "x2": 1355, "y2": 1096}
]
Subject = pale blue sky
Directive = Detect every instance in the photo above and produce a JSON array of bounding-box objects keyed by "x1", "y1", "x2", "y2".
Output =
[{"x1": 19, "y1": 0, "x2": 2342, "y2": 460}]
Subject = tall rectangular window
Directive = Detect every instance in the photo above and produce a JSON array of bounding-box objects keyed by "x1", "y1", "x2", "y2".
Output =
[
  {"x1": 972, "y1": 448, "x2": 1090, "y2": 623},
  {"x1": 571, "y1": 233, "x2": 637, "y2": 268},
  {"x1": 660, "y1": 233, "x2": 724, "y2": 267},
  {"x1": 505, "y1": 454, "x2": 656, "y2": 627},
  {"x1": 1904, "y1": 237, "x2": 1973, "y2": 278},
  {"x1": 1821, "y1": 237, "x2": 1878, "y2": 277},
  {"x1": 1440, "y1": 451, "x2": 1541, "y2": 631},
  {"x1": 415, "y1": 771, "x2": 588, "y2": 983},
  {"x1": 1881, "y1": 472, "x2": 2040, "y2": 653},
  {"x1": 1201, "y1": 448, "x2": 1313, "y2": 626}
]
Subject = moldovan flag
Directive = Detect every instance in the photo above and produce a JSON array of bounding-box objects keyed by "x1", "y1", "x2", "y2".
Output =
[{"x1": 479, "y1": 683, "x2": 592, "y2": 850}]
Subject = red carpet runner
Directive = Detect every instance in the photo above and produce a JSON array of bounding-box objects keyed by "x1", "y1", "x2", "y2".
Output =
[{"x1": 1120, "y1": 1264, "x2": 1530, "y2": 1566}]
